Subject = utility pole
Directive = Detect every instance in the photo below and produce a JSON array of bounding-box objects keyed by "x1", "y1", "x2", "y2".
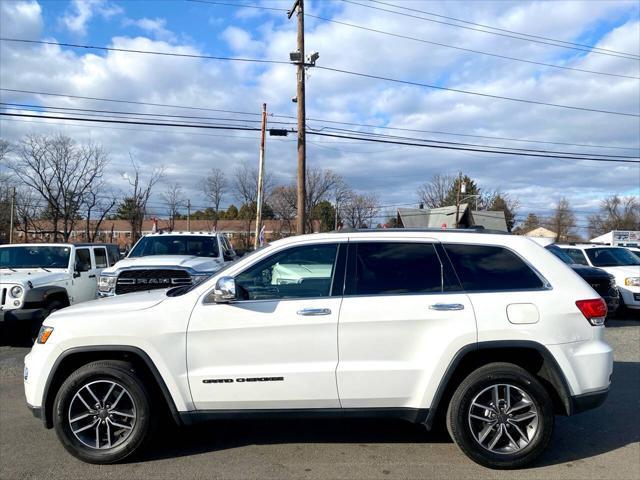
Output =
[
  {"x1": 187, "y1": 199, "x2": 191, "y2": 231},
  {"x1": 9, "y1": 186, "x2": 16, "y2": 244},
  {"x1": 254, "y1": 103, "x2": 267, "y2": 249},
  {"x1": 289, "y1": 0, "x2": 306, "y2": 235},
  {"x1": 455, "y1": 172, "x2": 462, "y2": 228}
]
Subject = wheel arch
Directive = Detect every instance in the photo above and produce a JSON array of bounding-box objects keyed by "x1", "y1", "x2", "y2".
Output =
[
  {"x1": 424, "y1": 340, "x2": 573, "y2": 430},
  {"x1": 23, "y1": 286, "x2": 70, "y2": 310},
  {"x1": 41, "y1": 346, "x2": 181, "y2": 429}
]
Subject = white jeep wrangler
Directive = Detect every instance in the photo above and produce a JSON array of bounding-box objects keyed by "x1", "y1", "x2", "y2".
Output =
[
  {"x1": 98, "y1": 232, "x2": 236, "y2": 297},
  {"x1": 0, "y1": 243, "x2": 118, "y2": 339},
  {"x1": 24, "y1": 230, "x2": 613, "y2": 469}
]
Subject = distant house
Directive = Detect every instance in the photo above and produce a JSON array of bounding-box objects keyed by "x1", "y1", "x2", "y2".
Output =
[
  {"x1": 397, "y1": 204, "x2": 508, "y2": 232},
  {"x1": 524, "y1": 227, "x2": 557, "y2": 239}
]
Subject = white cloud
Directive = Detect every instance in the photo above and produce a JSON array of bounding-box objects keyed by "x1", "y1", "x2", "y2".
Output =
[
  {"x1": 61, "y1": 0, "x2": 123, "y2": 36},
  {"x1": 123, "y1": 17, "x2": 176, "y2": 42}
]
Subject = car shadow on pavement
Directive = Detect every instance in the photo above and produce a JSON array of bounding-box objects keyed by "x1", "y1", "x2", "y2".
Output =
[
  {"x1": 536, "y1": 360, "x2": 640, "y2": 467},
  {"x1": 141, "y1": 417, "x2": 451, "y2": 462},
  {"x1": 138, "y1": 361, "x2": 639, "y2": 466},
  {"x1": 606, "y1": 318, "x2": 640, "y2": 328}
]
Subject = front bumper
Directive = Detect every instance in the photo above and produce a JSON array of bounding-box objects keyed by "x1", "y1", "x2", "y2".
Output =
[
  {"x1": 619, "y1": 286, "x2": 640, "y2": 309},
  {"x1": 27, "y1": 403, "x2": 42, "y2": 419},
  {"x1": 0, "y1": 308, "x2": 47, "y2": 323}
]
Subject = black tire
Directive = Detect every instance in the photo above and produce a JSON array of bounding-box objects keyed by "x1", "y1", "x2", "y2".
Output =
[
  {"x1": 446, "y1": 362, "x2": 554, "y2": 469},
  {"x1": 53, "y1": 360, "x2": 153, "y2": 464}
]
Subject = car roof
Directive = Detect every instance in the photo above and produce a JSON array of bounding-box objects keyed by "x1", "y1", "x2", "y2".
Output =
[
  {"x1": 143, "y1": 231, "x2": 220, "y2": 237},
  {"x1": 556, "y1": 243, "x2": 626, "y2": 250}
]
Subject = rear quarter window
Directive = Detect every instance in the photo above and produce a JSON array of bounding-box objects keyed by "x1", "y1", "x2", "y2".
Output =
[{"x1": 444, "y1": 244, "x2": 545, "y2": 292}]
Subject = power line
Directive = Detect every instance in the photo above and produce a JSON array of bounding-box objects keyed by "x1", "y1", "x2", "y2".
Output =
[
  {"x1": 0, "y1": 37, "x2": 290, "y2": 65},
  {"x1": 7, "y1": 102, "x2": 634, "y2": 158},
  {"x1": 3, "y1": 111, "x2": 639, "y2": 164},
  {"x1": 1, "y1": 102, "x2": 297, "y2": 126},
  {"x1": 308, "y1": 14, "x2": 639, "y2": 79},
  {"x1": 344, "y1": 0, "x2": 640, "y2": 61},
  {"x1": 315, "y1": 65, "x2": 640, "y2": 117},
  {"x1": 307, "y1": 131, "x2": 640, "y2": 163},
  {"x1": 366, "y1": 0, "x2": 640, "y2": 58},
  {"x1": 3, "y1": 88, "x2": 638, "y2": 151},
  {"x1": 189, "y1": 0, "x2": 638, "y2": 79},
  {"x1": 5, "y1": 37, "x2": 637, "y2": 117}
]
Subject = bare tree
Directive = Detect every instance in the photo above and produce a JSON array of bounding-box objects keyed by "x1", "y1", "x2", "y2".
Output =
[
  {"x1": 83, "y1": 186, "x2": 117, "y2": 243},
  {"x1": 342, "y1": 192, "x2": 380, "y2": 229},
  {"x1": 417, "y1": 174, "x2": 455, "y2": 209},
  {"x1": 588, "y1": 195, "x2": 640, "y2": 237},
  {"x1": 14, "y1": 187, "x2": 43, "y2": 242},
  {"x1": 120, "y1": 157, "x2": 164, "y2": 244},
  {"x1": 232, "y1": 162, "x2": 273, "y2": 246},
  {"x1": 548, "y1": 197, "x2": 576, "y2": 242},
  {"x1": 201, "y1": 168, "x2": 227, "y2": 228},
  {"x1": 9, "y1": 134, "x2": 108, "y2": 242},
  {"x1": 162, "y1": 183, "x2": 185, "y2": 231},
  {"x1": 269, "y1": 185, "x2": 297, "y2": 235}
]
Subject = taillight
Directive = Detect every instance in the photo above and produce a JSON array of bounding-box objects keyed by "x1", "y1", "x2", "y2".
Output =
[{"x1": 575, "y1": 298, "x2": 607, "y2": 326}]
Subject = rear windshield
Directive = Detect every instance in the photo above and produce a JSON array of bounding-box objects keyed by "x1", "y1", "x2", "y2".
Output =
[
  {"x1": 585, "y1": 248, "x2": 640, "y2": 267},
  {"x1": 129, "y1": 236, "x2": 220, "y2": 258}
]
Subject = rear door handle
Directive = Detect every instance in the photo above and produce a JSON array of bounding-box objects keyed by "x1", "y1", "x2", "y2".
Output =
[
  {"x1": 297, "y1": 308, "x2": 332, "y2": 316},
  {"x1": 429, "y1": 303, "x2": 465, "y2": 311},
  {"x1": 88, "y1": 274, "x2": 96, "y2": 279}
]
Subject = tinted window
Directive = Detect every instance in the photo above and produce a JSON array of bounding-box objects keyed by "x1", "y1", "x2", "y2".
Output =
[
  {"x1": 444, "y1": 244, "x2": 544, "y2": 291},
  {"x1": 75, "y1": 249, "x2": 92, "y2": 272},
  {"x1": 94, "y1": 248, "x2": 108, "y2": 268},
  {"x1": 352, "y1": 242, "x2": 442, "y2": 295},
  {"x1": 0, "y1": 246, "x2": 71, "y2": 269},
  {"x1": 585, "y1": 247, "x2": 640, "y2": 267},
  {"x1": 129, "y1": 235, "x2": 220, "y2": 258},
  {"x1": 545, "y1": 245, "x2": 574, "y2": 264},
  {"x1": 235, "y1": 244, "x2": 338, "y2": 300},
  {"x1": 564, "y1": 248, "x2": 589, "y2": 265}
]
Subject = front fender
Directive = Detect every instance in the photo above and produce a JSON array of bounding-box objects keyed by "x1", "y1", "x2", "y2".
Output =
[{"x1": 23, "y1": 286, "x2": 69, "y2": 309}]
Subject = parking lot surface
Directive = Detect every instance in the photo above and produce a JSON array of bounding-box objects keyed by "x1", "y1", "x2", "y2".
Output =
[{"x1": 1, "y1": 318, "x2": 638, "y2": 480}]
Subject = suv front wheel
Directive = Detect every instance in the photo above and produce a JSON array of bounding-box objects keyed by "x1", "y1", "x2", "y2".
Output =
[
  {"x1": 53, "y1": 360, "x2": 153, "y2": 464},
  {"x1": 446, "y1": 362, "x2": 554, "y2": 469}
]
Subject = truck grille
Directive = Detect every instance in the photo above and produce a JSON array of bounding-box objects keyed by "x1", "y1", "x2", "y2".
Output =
[{"x1": 115, "y1": 269, "x2": 192, "y2": 295}]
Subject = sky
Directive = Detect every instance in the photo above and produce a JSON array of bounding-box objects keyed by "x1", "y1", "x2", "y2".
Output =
[{"x1": 1, "y1": 0, "x2": 639, "y2": 234}]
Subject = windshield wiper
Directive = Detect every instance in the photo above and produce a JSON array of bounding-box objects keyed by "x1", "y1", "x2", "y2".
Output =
[
  {"x1": 39, "y1": 267, "x2": 51, "y2": 272},
  {"x1": 2, "y1": 267, "x2": 17, "y2": 272}
]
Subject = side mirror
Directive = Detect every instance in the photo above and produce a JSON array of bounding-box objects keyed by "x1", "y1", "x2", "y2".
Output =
[
  {"x1": 223, "y1": 253, "x2": 236, "y2": 262},
  {"x1": 211, "y1": 276, "x2": 236, "y2": 303}
]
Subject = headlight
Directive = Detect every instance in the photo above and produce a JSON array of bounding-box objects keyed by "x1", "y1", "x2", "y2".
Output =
[
  {"x1": 625, "y1": 277, "x2": 640, "y2": 287},
  {"x1": 36, "y1": 326, "x2": 54, "y2": 344},
  {"x1": 98, "y1": 275, "x2": 117, "y2": 292},
  {"x1": 10, "y1": 285, "x2": 23, "y2": 298}
]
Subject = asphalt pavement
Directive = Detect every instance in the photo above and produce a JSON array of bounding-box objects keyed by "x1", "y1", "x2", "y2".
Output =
[{"x1": 1, "y1": 318, "x2": 638, "y2": 480}]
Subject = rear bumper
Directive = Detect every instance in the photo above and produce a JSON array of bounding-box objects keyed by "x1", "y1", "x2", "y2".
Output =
[
  {"x1": 570, "y1": 387, "x2": 609, "y2": 414},
  {"x1": 0, "y1": 308, "x2": 47, "y2": 323}
]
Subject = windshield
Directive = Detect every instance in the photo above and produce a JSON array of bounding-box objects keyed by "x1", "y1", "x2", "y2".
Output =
[
  {"x1": 129, "y1": 235, "x2": 220, "y2": 258},
  {"x1": 546, "y1": 246, "x2": 575, "y2": 265},
  {"x1": 0, "y1": 246, "x2": 71, "y2": 269},
  {"x1": 585, "y1": 247, "x2": 640, "y2": 267}
]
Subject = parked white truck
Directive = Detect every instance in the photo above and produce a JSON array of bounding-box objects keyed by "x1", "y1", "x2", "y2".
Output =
[
  {"x1": 0, "y1": 243, "x2": 119, "y2": 339},
  {"x1": 98, "y1": 232, "x2": 236, "y2": 297}
]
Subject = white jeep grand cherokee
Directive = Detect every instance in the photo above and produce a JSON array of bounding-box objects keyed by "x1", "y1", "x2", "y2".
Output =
[{"x1": 24, "y1": 230, "x2": 613, "y2": 469}]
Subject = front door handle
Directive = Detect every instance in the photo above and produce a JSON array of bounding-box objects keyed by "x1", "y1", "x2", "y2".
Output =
[
  {"x1": 297, "y1": 308, "x2": 332, "y2": 316},
  {"x1": 429, "y1": 303, "x2": 465, "y2": 311},
  {"x1": 88, "y1": 274, "x2": 96, "y2": 278}
]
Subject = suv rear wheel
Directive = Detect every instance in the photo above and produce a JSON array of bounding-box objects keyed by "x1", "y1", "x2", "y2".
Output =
[
  {"x1": 53, "y1": 360, "x2": 153, "y2": 464},
  {"x1": 446, "y1": 362, "x2": 554, "y2": 469}
]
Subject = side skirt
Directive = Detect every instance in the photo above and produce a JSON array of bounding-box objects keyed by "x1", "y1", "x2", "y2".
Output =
[{"x1": 179, "y1": 408, "x2": 429, "y2": 426}]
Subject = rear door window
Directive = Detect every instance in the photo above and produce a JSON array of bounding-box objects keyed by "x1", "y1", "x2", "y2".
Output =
[
  {"x1": 444, "y1": 244, "x2": 545, "y2": 291},
  {"x1": 93, "y1": 248, "x2": 108, "y2": 268},
  {"x1": 564, "y1": 248, "x2": 589, "y2": 265},
  {"x1": 348, "y1": 242, "x2": 443, "y2": 296}
]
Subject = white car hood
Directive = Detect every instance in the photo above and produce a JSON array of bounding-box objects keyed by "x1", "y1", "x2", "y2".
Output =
[
  {"x1": 599, "y1": 265, "x2": 640, "y2": 278},
  {"x1": 105, "y1": 255, "x2": 223, "y2": 274},
  {"x1": 0, "y1": 269, "x2": 69, "y2": 287},
  {"x1": 48, "y1": 289, "x2": 167, "y2": 320}
]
